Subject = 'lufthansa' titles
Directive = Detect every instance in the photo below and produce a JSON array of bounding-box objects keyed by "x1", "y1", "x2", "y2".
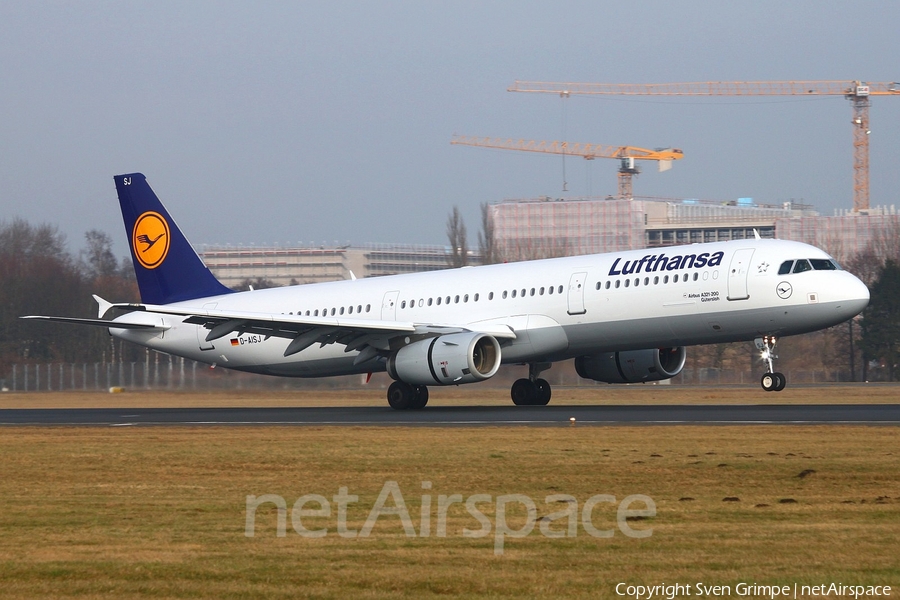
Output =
[{"x1": 608, "y1": 251, "x2": 724, "y2": 276}]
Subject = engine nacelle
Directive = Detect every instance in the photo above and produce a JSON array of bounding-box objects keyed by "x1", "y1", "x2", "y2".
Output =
[
  {"x1": 575, "y1": 347, "x2": 686, "y2": 384},
  {"x1": 387, "y1": 332, "x2": 501, "y2": 386}
]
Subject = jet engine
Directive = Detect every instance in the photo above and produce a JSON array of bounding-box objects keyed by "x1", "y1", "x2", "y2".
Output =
[
  {"x1": 575, "y1": 347, "x2": 686, "y2": 384},
  {"x1": 387, "y1": 332, "x2": 501, "y2": 386}
]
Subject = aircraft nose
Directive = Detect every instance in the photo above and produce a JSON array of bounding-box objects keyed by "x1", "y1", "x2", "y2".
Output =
[{"x1": 839, "y1": 273, "x2": 869, "y2": 318}]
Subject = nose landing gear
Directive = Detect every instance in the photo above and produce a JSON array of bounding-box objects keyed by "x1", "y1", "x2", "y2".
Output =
[{"x1": 756, "y1": 336, "x2": 786, "y2": 392}]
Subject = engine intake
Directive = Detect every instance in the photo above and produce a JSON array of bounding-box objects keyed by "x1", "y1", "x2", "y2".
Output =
[
  {"x1": 387, "y1": 332, "x2": 502, "y2": 386},
  {"x1": 575, "y1": 347, "x2": 686, "y2": 384}
]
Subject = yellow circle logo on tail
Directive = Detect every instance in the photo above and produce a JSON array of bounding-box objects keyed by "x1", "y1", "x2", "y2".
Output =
[{"x1": 132, "y1": 211, "x2": 170, "y2": 269}]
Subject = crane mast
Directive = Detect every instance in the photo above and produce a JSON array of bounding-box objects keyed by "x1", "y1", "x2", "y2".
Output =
[{"x1": 508, "y1": 80, "x2": 900, "y2": 211}]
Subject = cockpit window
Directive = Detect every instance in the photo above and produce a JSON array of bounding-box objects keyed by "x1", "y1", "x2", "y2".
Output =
[
  {"x1": 778, "y1": 261, "x2": 794, "y2": 275},
  {"x1": 792, "y1": 259, "x2": 812, "y2": 274},
  {"x1": 810, "y1": 259, "x2": 838, "y2": 271}
]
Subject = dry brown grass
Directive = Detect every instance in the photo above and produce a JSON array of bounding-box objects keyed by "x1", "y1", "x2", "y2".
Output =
[
  {"x1": 0, "y1": 382, "x2": 898, "y2": 409},
  {"x1": 0, "y1": 423, "x2": 897, "y2": 599}
]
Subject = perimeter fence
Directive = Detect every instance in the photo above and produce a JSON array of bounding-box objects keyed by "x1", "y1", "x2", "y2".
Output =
[{"x1": 1, "y1": 360, "x2": 857, "y2": 392}]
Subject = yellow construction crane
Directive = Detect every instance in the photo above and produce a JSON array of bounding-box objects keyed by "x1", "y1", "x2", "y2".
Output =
[
  {"x1": 508, "y1": 80, "x2": 900, "y2": 212},
  {"x1": 451, "y1": 135, "x2": 683, "y2": 200}
]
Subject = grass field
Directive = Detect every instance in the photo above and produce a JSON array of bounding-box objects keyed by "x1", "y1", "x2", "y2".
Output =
[{"x1": 0, "y1": 388, "x2": 898, "y2": 598}]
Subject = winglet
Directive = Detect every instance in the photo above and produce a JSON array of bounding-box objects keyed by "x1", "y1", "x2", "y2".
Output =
[
  {"x1": 93, "y1": 295, "x2": 113, "y2": 318},
  {"x1": 114, "y1": 174, "x2": 234, "y2": 305}
]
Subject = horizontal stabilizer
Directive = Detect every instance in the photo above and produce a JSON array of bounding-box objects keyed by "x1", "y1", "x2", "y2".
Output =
[{"x1": 19, "y1": 315, "x2": 161, "y2": 329}]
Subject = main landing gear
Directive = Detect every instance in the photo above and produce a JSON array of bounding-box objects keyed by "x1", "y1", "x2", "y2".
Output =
[
  {"x1": 387, "y1": 381, "x2": 429, "y2": 410},
  {"x1": 756, "y1": 336, "x2": 786, "y2": 392},
  {"x1": 511, "y1": 363, "x2": 552, "y2": 406}
]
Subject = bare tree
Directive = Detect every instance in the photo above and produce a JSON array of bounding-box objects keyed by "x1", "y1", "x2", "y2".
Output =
[
  {"x1": 477, "y1": 202, "x2": 500, "y2": 265},
  {"x1": 446, "y1": 206, "x2": 468, "y2": 268}
]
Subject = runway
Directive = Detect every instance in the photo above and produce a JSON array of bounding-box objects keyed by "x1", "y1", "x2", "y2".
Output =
[{"x1": 1, "y1": 404, "x2": 899, "y2": 426}]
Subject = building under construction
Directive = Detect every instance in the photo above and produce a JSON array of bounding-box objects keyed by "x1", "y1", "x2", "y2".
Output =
[
  {"x1": 490, "y1": 195, "x2": 900, "y2": 264},
  {"x1": 198, "y1": 195, "x2": 899, "y2": 286}
]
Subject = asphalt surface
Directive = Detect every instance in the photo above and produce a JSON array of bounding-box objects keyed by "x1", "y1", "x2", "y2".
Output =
[{"x1": 1, "y1": 404, "x2": 898, "y2": 426}]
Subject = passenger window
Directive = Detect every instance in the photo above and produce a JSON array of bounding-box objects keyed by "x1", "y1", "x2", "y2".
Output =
[
  {"x1": 615, "y1": 280, "x2": 620, "y2": 288},
  {"x1": 625, "y1": 279, "x2": 630, "y2": 288},
  {"x1": 521, "y1": 289, "x2": 526, "y2": 297},
  {"x1": 634, "y1": 278, "x2": 639, "y2": 287},
  {"x1": 474, "y1": 293, "x2": 479, "y2": 301},
  {"x1": 693, "y1": 273, "x2": 698, "y2": 281},
  {"x1": 418, "y1": 299, "x2": 423, "y2": 307},
  {"x1": 605, "y1": 281, "x2": 611, "y2": 289},
  {"x1": 357, "y1": 305, "x2": 362, "y2": 313},
  {"x1": 653, "y1": 276, "x2": 659, "y2": 285},
  {"x1": 530, "y1": 288, "x2": 535, "y2": 296},
  {"x1": 644, "y1": 277, "x2": 649, "y2": 286},
  {"x1": 664, "y1": 275, "x2": 669, "y2": 284},
  {"x1": 793, "y1": 259, "x2": 812, "y2": 274},
  {"x1": 502, "y1": 291, "x2": 508, "y2": 299},
  {"x1": 463, "y1": 294, "x2": 469, "y2": 303},
  {"x1": 539, "y1": 288, "x2": 544, "y2": 295},
  {"x1": 314, "y1": 309, "x2": 319, "y2": 316},
  {"x1": 673, "y1": 274, "x2": 679, "y2": 283},
  {"x1": 428, "y1": 298, "x2": 433, "y2": 306},
  {"x1": 489, "y1": 292, "x2": 494, "y2": 300},
  {"x1": 778, "y1": 261, "x2": 794, "y2": 275},
  {"x1": 548, "y1": 286, "x2": 554, "y2": 295},
  {"x1": 401, "y1": 301, "x2": 407, "y2": 309},
  {"x1": 437, "y1": 297, "x2": 442, "y2": 305},
  {"x1": 446, "y1": 296, "x2": 450, "y2": 305},
  {"x1": 511, "y1": 290, "x2": 517, "y2": 298},
  {"x1": 340, "y1": 307, "x2": 345, "y2": 315},
  {"x1": 595, "y1": 282, "x2": 601, "y2": 290},
  {"x1": 558, "y1": 285, "x2": 563, "y2": 294},
  {"x1": 366, "y1": 304, "x2": 371, "y2": 312},
  {"x1": 454, "y1": 295, "x2": 460, "y2": 303}
]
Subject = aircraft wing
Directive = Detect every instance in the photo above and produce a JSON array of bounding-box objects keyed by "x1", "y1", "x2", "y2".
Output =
[{"x1": 106, "y1": 302, "x2": 516, "y2": 358}]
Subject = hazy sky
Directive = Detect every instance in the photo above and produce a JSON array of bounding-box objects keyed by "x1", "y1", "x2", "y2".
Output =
[{"x1": 2, "y1": 1, "x2": 898, "y2": 258}]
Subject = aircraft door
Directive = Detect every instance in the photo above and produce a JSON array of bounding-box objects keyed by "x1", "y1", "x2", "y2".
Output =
[
  {"x1": 726, "y1": 248, "x2": 755, "y2": 301},
  {"x1": 567, "y1": 272, "x2": 587, "y2": 315},
  {"x1": 381, "y1": 291, "x2": 400, "y2": 321}
]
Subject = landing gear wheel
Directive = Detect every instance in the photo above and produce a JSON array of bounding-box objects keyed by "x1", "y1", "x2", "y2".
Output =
[
  {"x1": 756, "y1": 336, "x2": 787, "y2": 392},
  {"x1": 534, "y1": 378, "x2": 552, "y2": 406},
  {"x1": 772, "y1": 372, "x2": 786, "y2": 392},
  {"x1": 387, "y1": 381, "x2": 416, "y2": 410},
  {"x1": 511, "y1": 378, "x2": 536, "y2": 406},
  {"x1": 410, "y1": 385, "x2": 429, "y2": 409}
]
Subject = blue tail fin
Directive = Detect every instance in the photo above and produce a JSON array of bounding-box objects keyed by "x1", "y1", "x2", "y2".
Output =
[{"x1": 115, "y1": 173, "x2": 233, "y2": 305}]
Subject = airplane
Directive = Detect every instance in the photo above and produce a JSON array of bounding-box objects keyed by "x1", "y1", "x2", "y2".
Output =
[{"x1": 22, "y1": 173, "x2": 869, "y2": 408}]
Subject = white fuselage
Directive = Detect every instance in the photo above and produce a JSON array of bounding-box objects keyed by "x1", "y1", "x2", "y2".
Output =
[{"x1": 111, "y1": 238, "x2": 869, "y2": 378}]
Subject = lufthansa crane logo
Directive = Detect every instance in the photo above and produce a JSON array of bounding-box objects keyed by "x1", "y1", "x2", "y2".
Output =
[
  {"x1": 132, "y1": 211, "x2": 170, "y2": 269},
  {"x1": 776, "y1": 281, "x2": 793, "y2": 299}
]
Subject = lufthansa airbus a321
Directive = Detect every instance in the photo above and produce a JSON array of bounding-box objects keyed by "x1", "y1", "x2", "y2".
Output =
[{"x1": 23, "y1": 174, "x2": 870, "y2": 409}]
